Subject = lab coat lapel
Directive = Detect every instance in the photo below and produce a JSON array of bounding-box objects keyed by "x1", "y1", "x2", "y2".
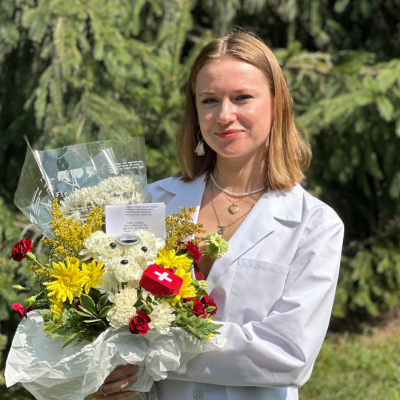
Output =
[
  {"x1": 206, "y1": 193, "x2": 276, "y2": 293},
  {"x1": 162, "y1": 175, "x2": 207, "y2": 219}
]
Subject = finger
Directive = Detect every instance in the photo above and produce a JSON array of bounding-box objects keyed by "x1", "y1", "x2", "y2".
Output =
[
  {"x1": 103, "y1": 373, "x2": 137, "y2": 395},
  {"x1": 105, "y1": 365, "x2": 138, "y2": 383}
]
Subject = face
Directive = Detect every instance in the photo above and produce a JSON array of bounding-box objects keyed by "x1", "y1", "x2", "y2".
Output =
[{"x1": 195, "y1": 57, "x2": 274, "y2": 162}]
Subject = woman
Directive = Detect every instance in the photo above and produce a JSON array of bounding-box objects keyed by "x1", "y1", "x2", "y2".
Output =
[{"x1": 92, "y1": 31, "x2": 344, "y2": 400}]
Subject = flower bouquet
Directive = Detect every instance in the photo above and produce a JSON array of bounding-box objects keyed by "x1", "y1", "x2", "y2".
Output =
[{"x1": 5, "y1": 140, "x2": 227, "y2": 400}]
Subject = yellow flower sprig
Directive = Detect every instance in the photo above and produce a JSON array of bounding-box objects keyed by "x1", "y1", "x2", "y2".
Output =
[
  {"x1": 165, "y1": 207, "x2": 205, "y2": 251},
  {"x1": 40, "y1": 197, "x2": 104, "y2": 261}
]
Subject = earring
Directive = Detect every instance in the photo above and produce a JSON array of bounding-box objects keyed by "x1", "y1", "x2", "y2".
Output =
[{"x1": 194, "y1": 130, "x2": 205, "y2": 156}]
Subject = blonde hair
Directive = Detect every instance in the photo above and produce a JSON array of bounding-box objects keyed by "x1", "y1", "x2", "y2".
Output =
[{"x1": 176, "y1": 31, "x2": 311, "y2": 191}]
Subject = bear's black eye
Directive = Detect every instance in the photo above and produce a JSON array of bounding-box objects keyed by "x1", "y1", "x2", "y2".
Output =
[
  {"x1": 110, "y1": 243, "x2": 117, "y2": 249},
  {"x1": 141, "y1": 246, "x2": 148, "y2": 253},
  {"x1": 120, "y1": 259, "x2": 129, "y2": 265}
]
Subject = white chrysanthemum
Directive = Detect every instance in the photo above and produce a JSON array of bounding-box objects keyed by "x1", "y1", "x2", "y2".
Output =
[
  {"x1": 97, "y1": 270, "x2": 119, "y2": 295},
  {"x1": 61, "y1": 176, "x2": 145, "y2": 210},
  {"x1": 107, "y1": 257, "x2": 143, "y2": 283},
  {"x1": 126, "y1": 280, "x2": 140, "y2": 290},
  {"x1": 79, "y1": 231, "x2": 121, "y2": 261},
  {"x1": 149, "y1": 301, "x2": 176, "y2": 334},
  {"x1": 123, "y1": 230, "x2": 165, "y2": 262},
  {"x1": 107, "y1": 288, "x2": 138, "y2": 329}
]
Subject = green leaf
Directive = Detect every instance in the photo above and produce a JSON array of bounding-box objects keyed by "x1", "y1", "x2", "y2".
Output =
[
  {"x1": 98, "y1": 305, "x2": 113, "y2": 318},
  {"x1": 83, "y1": 319, "x2": 101, "y2": 324},
  {"x1": 98, "y1": 320, "x2": 107, "y2": 331},
  {"x1": 206, "y1": 306, "x2": 216, "y2": 312},
  {"x1": 97, "y1": 294, "x2": 109, "y2": 311},
  {"x1": 13, "y1": 285, "x2": 27, "y2": 290},
  {"x1": 376, "y1": 95, "x2": 394, "y2": 121},
  {"x1": 75, "y1": 310, "x2": 94, "y2": 318},
  {"x1": 62, "y1": 333, "x2": 79, "y2": 348},
  {"x1": 80, "y1": 294, "x2": 97, "y2": 316},
  {"x1": 78, "y1": 306, "x2": 97, "y2": 317}
]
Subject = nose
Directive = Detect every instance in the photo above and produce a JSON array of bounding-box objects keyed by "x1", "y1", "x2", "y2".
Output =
[{"x1": 216, "y1": 99, "x2": 236, "y2": 124}]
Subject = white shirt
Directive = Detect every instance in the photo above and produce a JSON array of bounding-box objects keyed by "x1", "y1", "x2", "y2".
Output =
[{"x1": 147, "y1": 174, "x2": 344, "y2": 400}]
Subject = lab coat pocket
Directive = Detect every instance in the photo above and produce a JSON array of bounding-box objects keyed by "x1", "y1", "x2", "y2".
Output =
[{"x1": 226, "y1": 258, "x2": 290, "y2": 325}]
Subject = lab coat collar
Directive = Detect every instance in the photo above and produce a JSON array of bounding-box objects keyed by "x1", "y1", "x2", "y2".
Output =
[
  {"x1": 155, "y1": 174, "x2": 304, "y2": 223},
  {"x1": 154, "y1": 174, "x2": 303, "y2": 292}
]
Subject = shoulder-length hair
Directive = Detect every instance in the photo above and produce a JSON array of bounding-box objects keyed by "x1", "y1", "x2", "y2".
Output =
[{"x1": 176, "y1": 31, "x2": 311, "y2": 191}]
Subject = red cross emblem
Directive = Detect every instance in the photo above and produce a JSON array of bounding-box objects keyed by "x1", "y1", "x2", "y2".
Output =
[{"x1": 139, "y1": 264, "x2": 183, "y2": 296}]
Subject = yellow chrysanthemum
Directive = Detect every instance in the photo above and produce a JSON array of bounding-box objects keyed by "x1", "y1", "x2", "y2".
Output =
[
  {"x1": 44, "y1": 257, "x2": 89, "y2": 303},
  {"x1": 49, "y1": 297, "x2": 64, "y2": 316},
  {"x1": 155, "y1": 249, "x2": 192, "y2": 272},
  {"x1": 81, "y1": 260, "x2": 104, "y2": 294},
  {"x1": 172, "y1": 267, "x2": 197, "y2": 306}
]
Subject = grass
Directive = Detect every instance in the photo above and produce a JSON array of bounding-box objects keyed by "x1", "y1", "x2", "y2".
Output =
[{"x1": 300, "y1": 319, "x2": 400, "y2": 400}]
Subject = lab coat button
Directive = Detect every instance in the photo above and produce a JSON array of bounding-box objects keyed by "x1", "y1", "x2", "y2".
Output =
[{"x1": 193, "y1": 390, "x2": 204, "y2": 400}]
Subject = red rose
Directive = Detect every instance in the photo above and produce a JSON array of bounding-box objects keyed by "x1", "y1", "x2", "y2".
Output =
[
  {"x1": 201, "y1": 296, "x2": 217, "y2": 316},
  {"x1": 12, "y1": 238, "x2": 32, "y2": 262},
  {"x1": 129, "y1": 311, "x2": 151, "y2": 335},
  {"x1": 185, "y1": 242, "x2": 202, "y2": 263},
  {"x1": 192, "y1": 299, "x2": 206, "y2": 318},
  {"x1": 12, "y1": 303, "x2": 28, "y2": 318}
]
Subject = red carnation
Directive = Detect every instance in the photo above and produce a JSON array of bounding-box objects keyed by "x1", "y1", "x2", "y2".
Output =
[
  {"x1": 192, "y1": 299, "x2": 206, "y2": 318},
  {"x1": 12, "y1": 303, "x2": 33, "y2": 318},
  {"x1": 129, "y1": 311, "x2": 151, "y2": 335},
  {"x1": 201, "y1": 296, "x2": 217, "y2": 316},
  {"x1": 185, "y1": 241, "x2": 202, "y2": 263},
  {"x1": 12, "y1": 238, "x2": 32, "y2": 262},
  {"x1": 182, "y1": 297, "x2": 194, "y2": 303}
]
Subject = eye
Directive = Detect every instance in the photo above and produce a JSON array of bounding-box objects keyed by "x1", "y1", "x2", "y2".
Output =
[
  {"x1": 236, "y1": 94, "x2": 252, "y2": 101},
  {"x1": 109, "y1": 242, "x2": 117, "y2": 249},
  {"x1": 202, "y1": 98, "x2": 218, "y2": 104},
  {"x1": 141, "y1": 246, "x2": 148, "y2": 253},
  {"x1": 120, "y1": 259, "x2": 129, "y2": 265}
]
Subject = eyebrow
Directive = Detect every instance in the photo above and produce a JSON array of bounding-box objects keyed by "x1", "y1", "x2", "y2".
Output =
[{"x1": 197, "y1": 88, "x2": 254, "y2": 96}]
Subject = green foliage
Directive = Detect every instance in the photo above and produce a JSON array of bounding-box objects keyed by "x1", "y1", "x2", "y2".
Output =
[
  {"x1": 173, "y1": 304, "x2": 223, "y2": 340},
  {"x1": 40, "y1": 293, "x2": 114, "y2": 347},
  {"x1": 300, "y1": 328, "x2": 400, "y2": 399},
  {"x1": 275, "y1": 46, "x2": 400, "y2": 318}
]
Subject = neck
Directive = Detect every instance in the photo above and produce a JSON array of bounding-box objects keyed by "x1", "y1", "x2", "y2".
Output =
[{"x1": 213, "y1": 153, "x2": 266, "y2": 193}]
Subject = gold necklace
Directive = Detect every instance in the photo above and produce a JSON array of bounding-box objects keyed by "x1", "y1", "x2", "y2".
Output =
[
  {"x1": 211, "y1": 183, "x2": 255, "y2": 235},
  {"x1": 221, "y1": 190, "x2": 255, "y2": 214}
]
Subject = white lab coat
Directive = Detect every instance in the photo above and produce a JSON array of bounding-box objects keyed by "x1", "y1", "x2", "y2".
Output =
[{"x1": 147, "y1": 174, "x2": 344, "y2": 400}]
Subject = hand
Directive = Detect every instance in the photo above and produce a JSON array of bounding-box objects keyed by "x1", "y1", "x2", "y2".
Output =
[{"x1": 90, "y1": 364, "x2": 139, "y2": 399}]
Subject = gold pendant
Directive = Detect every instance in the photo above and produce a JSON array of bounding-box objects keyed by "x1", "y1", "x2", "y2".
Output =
[
  {"x1": 218, "y1": 223, "x2": 224, "y2": 235},
  {"x1": 228, "y1": 204, "x2": 239, "y2": 214}
]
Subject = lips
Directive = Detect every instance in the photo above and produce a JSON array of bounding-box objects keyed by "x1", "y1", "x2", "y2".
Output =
[{"x1": 215, "y1": 130, "x2": 243, "y2": 139}]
